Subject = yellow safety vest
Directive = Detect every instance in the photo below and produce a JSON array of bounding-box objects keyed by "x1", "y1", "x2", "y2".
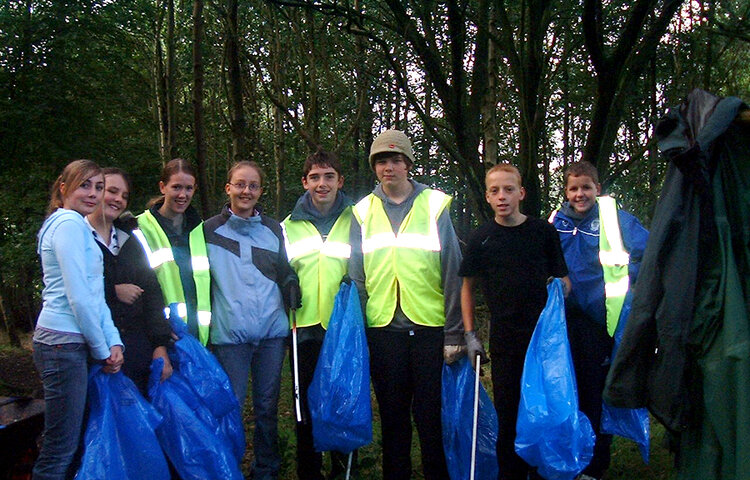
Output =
[
  {"x1": 597, "y1": 196, "x2": 629, "y2": 336},
  {"x1": 281, "y1": 208, "x2": 352, "y2": 329},
  {"x1": 352, "y1": 189, "x2": 451, "y2": 328},
  {"x1": 133, "y1": 210, "x2": 212, "y2": 345}
]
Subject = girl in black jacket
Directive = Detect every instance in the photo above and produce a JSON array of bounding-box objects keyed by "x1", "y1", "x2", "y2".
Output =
[{"x1": 86, "y1": 167, "x2": 174, "y2": 394}]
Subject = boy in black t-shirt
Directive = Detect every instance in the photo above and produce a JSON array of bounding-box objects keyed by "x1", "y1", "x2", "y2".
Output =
[{"x1": 460, "y1": 163, "x2": 570, "y2": 480}]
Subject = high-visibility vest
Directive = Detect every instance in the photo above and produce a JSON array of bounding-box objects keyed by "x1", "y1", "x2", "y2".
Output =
[
  {"x1": 281, "y1": 208, "x2": 352, "y2": 329},
  {"x1": 352, "y1": 189, "x2": 451, "y2": 328},
  {"x1": 548, "y1": 195, "x2": 630, "y2": 336},
  {"x1": 597, "y1": 195, "x2": 629, "y2": 336},
  {"x1": 133, "y1": 210, "x2": 212, "y2": 345}
]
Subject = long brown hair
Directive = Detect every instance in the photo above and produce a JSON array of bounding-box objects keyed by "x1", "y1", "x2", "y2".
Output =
[
  {"x1": 147, "y1": 158, "x2": 197, "y2": 208},
  {"x1": 47, "y1": 160, "x2": 102, "y2": 216}
]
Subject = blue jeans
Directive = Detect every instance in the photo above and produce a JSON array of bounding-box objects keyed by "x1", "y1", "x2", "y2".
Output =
[
  {"x1": 213, "y1": 338, "x2": 286, "y2": 480},
  {"x1": 32, "y1": 342, "x2": 89, "y2": 480}
]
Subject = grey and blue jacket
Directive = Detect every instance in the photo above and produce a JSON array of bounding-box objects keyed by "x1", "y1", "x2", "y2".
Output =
[{"x1": 204, "y1": 204, "x2": 297, "y2": 345}]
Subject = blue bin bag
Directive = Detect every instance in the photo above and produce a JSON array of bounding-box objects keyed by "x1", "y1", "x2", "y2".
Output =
[
  {"x1": 601, "y1": 297, "x2": 650, "y2": 463},
  {"x1": 442, "y1": 356, "x2": 499, "y2": 480},
  {"x1": 148, "y1": 358, "x2": 244, "y2": 480},
  {"x1": 308, "y1": 282, "x2": 372, "y2": 453},
  {"x1": 165, "y1": 305, "x2": 245, "y2": 461},
  {"x1": 167, "y1": 305, "x2": 240, "y2": 419},
  {"x1": 515, "y1": 279, "x2": 595, "y2": 480},
  {"x1": 75, "y1": 366, "x2": 169, "y2": 480}
]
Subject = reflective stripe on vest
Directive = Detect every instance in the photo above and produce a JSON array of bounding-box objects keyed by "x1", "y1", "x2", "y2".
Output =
[
  {"x1": 352, "y1": 189, "x2": 450, "y2": 328},
  {"x1": 135, "y1": 210, "x2": 212, "y2": 345},
  {"x1": 598, "y1": 195, "x2": 629, "y2": 336},
  {"x1": 282, "y1": 208, "x2": 352, "y2": 329}
]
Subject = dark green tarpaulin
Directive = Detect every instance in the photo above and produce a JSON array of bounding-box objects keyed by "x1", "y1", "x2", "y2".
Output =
[
  {"x1": 604, "y1": 89, "x2": 749, "y2": 479},
  {"x1": 679, "y1": 113, "x2": 750, "y2": 480}
]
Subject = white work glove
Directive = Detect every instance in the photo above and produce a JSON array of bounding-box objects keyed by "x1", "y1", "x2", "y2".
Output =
[
  {"x1": 443, "y1": 344, "x2": 466, "y2": 364},
  {"x1": 464, "y1": 330, "x2": 488, "y2": 369}
]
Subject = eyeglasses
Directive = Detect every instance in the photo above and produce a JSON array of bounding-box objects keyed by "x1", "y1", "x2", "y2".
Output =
[{"x1": 228, "y1": 182, "x2": 262, "y2": 192}]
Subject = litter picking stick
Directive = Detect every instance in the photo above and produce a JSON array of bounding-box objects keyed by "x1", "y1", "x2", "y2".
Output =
[
  {"x1": 470, "y1": 353, "x2": 481, "y2": 480},
  {"x1": 291, "y1": 308, "x2": 303, "y2": 423},
  {"x1": 345, "y1": 452, "x2": 353, "y2": 480}
]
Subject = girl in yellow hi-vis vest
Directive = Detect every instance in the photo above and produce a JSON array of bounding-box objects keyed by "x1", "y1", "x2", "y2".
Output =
[{"x1": 133, "y1": 159, "x2": 212, "y2": 345}]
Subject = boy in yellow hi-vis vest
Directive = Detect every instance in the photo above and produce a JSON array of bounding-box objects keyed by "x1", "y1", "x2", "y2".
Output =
[
  {"x1": 350, "y1": 129, "x2": 464, "y2": 480},
  {"x1": 281, "y1": 148, "x2": 355, "y2": 480},
  {"x1": 549, "y1": 161, "x2": 648, "y2": 480}
]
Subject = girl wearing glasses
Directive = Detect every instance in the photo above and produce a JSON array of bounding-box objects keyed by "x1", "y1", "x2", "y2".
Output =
[
  {"x1": 203, "y1": 161, "x2": 300, "y2": 480},
  {"x1": 134, "y1": 159, "x2": 212, "y2": 345},
  {"x1": 86, "y1": 168, "x2": 174, "y2": 395},
  {"x1": 33, "y1": 160, "x2": 124, "y2": 479}
]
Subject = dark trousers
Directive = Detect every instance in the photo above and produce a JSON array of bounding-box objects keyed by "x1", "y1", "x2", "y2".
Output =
[
  {"x1": 119, "y1": 329, "x2": 154, "y2": 397},
  {"x1": 290, "y1": 336, "x2": 354, "y2": 480},
  {"x1": 490, "y1": 342, "x2": 542, "y2": 480},
  {"x1": 567, "y1": 310, "x2": 614, "y2": 479},
  {"x1": 367, "y1": 327, "x2": 448, "y2": 480}
]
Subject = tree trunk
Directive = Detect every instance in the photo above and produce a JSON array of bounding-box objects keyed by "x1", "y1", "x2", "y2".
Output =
[
  {"x1": 154, "y1": 0, "x2": 169, "y2": 163},
  {"x1": 581, "y1": 0, "x2": 685, "y2": 181},
  {"x1": 0, "y1": 275, "x2": 21, "y2": 348},
  {"x1": 166, "y1": 0, "x2": 177, "y2": 159},
  {"x1": 192, "y1": 0, "x2": 210, "y2": 217},
  {"x1": 481, "y1": 38, "x2": 498, "y2": 166},
  {"x1": 225, "y1": 0, "x2": 246, "y2": 162},
  {"x1": 273, "y1": 103, "x2": 285, "y2": 217},
  {"x1": 702, "y1": 0, "x2": 714, "y2": 90}
]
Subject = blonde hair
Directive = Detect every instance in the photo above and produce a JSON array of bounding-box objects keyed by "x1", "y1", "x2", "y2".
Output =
[
  {"x1": 227, "y1": 160, "x2": 265, "y2": 186},
  {"x1": 47, "y1": 160, "x2": 102, "y2": 216},
  {"x1": 485, "y1": 163, "x2": 522, "y2": 188}
]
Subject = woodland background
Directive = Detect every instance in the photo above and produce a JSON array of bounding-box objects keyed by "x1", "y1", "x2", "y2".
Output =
[{"x1": 1, "y1": 0, "x2": 749, "y2": 343}]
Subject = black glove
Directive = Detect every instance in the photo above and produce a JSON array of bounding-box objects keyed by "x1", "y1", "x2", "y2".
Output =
[
  {"x1": 464, "y1": 330, "x2": 488, "y2": 369},
  {"x1": 285, "y1": 280, "x2": 302, "y2": 310}
]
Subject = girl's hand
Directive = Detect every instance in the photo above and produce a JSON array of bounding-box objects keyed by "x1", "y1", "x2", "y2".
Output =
[
  {"x1": 153, "y1": 346, "x2": 173, "y2": 382},
  {"x1": 115, "y1": 283, "x2": 144, "y2": 304},
  {"x1": 103, "y1": 345, "x2": 124, "y2": 374}
]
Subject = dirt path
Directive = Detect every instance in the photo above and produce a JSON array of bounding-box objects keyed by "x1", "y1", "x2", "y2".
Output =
[{"x1": 0, "y1": 345, "x2": 41, "y2": 397}]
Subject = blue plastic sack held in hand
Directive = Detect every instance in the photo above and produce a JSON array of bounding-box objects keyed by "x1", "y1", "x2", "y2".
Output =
[
  {"x1": 168, "y1": 303, "x2": 239, "y2": 419},
  {"x1": 148, "y1": 357, "x2": 244, "y2": 480},
  {"x1": 75, "y1": 366, "x2": 169, "y2": 480},
  {"x1": 601, "y1": 296, "x2": 650, "y2": 462},
  {"x1": 515, "y1": 279, "x2": 595, "y2": 480},
  {"x1": 442, "y1": 356, "x2": 499, "y2": 480},
  {"x1": 166, "y1": 303, "x2": 245, "y2": 460},
  {"x1": 308, "y1": 282, "x2": 372, "y2": 453}
]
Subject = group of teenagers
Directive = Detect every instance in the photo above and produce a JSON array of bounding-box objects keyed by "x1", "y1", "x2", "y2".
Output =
[{"x1": 32, "y1": 128, "x2": 648, "y2": 480}]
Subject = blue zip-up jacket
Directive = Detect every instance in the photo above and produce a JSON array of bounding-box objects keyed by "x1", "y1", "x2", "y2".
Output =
[
  {"x1": 36, "y1": 208, "x2": 122, "y2": 359},
  {"x1": 204, "y1": 205, "x2": 297, "y2": 345},
  {"x1": 551, "y1": 202, "x2": 649, "y2": 326}
]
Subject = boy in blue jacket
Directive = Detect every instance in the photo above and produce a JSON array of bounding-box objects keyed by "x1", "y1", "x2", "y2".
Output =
[{"x1": 549, "y1": 161, "x2": 648, "y2": 480}]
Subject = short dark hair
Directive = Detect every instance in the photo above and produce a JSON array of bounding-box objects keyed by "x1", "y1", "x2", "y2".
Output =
[
  {"x1": 563, "y1": 161, "x2": 599, "y2": 185},
  {"x1": 303, "y1": 147, "x2": 342, "y2": 177},
  {"x1": 370, "y1": 152, "x2": 412, "y2": 167}
]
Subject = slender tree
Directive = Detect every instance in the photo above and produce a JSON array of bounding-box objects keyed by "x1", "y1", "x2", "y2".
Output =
[{"x1": 193, "y1": 0, "x2": 211, "y2": 217}]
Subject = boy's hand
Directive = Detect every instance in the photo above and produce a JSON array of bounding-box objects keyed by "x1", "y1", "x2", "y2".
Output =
[
  {"x1": 443, "y1": 344, "x2": 466, "y2": 364},
  {"x1": 465, "y1": 330, "x2": 489, "y2": 369}
]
